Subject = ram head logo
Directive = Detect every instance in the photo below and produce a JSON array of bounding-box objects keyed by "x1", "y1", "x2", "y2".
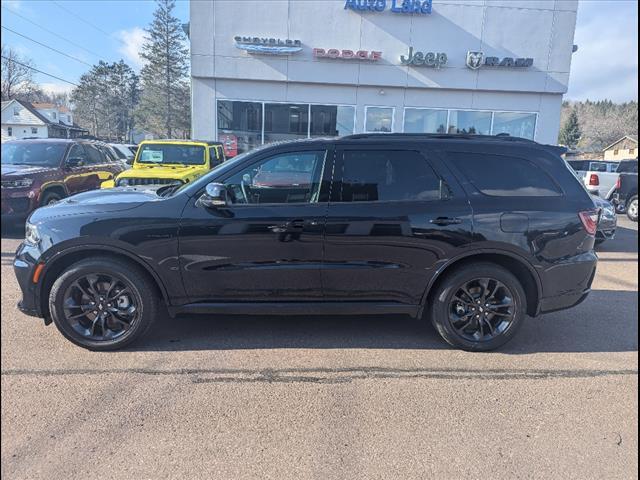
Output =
[{"x1": 466, "y1": 51, "x2": 484, "y2": 70}]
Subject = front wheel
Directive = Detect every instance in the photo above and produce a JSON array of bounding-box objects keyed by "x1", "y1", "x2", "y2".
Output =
[
  {"x1": 49, "y1": 257, "x2": 158, "y2": 350},
  {"x1": 429, "y1": 263, "x2": 527, "y2": 351},
  {"x1": 626, "y1": 195, "x2": 638, "y2": 222}
]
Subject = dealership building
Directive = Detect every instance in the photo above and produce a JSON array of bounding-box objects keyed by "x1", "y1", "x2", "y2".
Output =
[{"x1": 189, "y1": 0, "x2": 578, "y2": 156}]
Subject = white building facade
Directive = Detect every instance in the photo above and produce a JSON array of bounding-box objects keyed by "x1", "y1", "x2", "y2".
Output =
[
  {"x1": 1, "y1": 100, "x2": 86, "y2": 140},
  {"x1": 190, "y1": 0, "x2": 578, "y2": 156}
]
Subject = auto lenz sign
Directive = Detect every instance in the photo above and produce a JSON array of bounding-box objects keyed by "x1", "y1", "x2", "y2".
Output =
[
  {"x1": 466, "y1": 51, "x2": 534, "y2": 69},
  {"x1": 344, "y1": 0, "x2": 432, "y2": 15},
  {"x1": 234, "y1": 36, "x2": 302, "y2": 55}
]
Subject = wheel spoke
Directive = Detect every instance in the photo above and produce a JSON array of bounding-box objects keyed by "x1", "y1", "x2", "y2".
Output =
[
  {"x1": 67, "y1": 311, "x2": 90, "y2": 320},
  {"x1": 487, "y1": 309, "x2": 511, "y2": 317},
  {"x1": 108, "y1": 287, "x2": 130, "y2": 302},
  {"x1": 481, "y1": 316, "x2": 495, "y2": 335}
]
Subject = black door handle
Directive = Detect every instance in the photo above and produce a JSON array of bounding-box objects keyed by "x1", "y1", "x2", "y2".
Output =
[{"x1": 430, "y1": 217, "x2": 462, "y2": 226}]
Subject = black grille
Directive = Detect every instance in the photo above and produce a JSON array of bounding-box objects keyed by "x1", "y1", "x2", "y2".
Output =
[{"x1": 119, "y1": 178, "x2": 182, "y2": 186}]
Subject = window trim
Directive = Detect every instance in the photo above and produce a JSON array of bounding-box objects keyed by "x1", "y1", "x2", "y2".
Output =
[
  {"x1": 331, "y1": 147, "x2": 448, "y2": 204},
  {"x1": 364, "y1": 105, "x2": 395, "y2": 133}
]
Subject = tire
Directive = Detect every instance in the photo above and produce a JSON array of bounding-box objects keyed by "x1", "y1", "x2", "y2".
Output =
[
  {"x1": 626, "y1": 195, "x2": 638, "y2": 222},
  {"x1": 49, "y1": 257, "x2": 158, "y2": 351},
  {"x1": 428, "y1": 262, "x2": 527, "y2": 352},
  {"x1": 40, "y1": 190, "x2": 63, "y2": 206}
]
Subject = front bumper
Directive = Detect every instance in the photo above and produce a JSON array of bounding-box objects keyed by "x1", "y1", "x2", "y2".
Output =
[
  {"x1": 1, "y1": 189, "x2": 38, "y2": 220},
  {"x1": 13, "y1": 242, "x2": 44, "y2": 318}
]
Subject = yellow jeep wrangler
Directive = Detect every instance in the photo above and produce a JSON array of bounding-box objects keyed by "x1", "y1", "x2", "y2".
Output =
[{"x1": 101, "y1": 139, "x2": 226, "y2": 188}]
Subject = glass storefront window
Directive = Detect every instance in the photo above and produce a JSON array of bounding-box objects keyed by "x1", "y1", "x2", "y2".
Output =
[
  {"x1": 264, "y1": 103, "x2": 309, "y2": 144},
  {"x1": 365, "y1": 107, "x2": 394, "y2": 133},
  {"x1": 403, "y1": 108, "x2": 448, "y2": 134},
  {"x1": 310, "y1": 105, "x2": 355, "y2": 137},
  {"x1": 448, "y1": 110, "x2": 492, "y2": 135},
  {"x1": 217, "y1": 100, "x2": 262, "y2": 157},
  {"x1": 492, "y1": 112, "x2": 536, "y2": 140}
]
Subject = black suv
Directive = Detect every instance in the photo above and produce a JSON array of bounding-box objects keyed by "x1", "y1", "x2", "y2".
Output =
[{"x1": 14, "y1": 134, "x2": 599, "y2": 351}]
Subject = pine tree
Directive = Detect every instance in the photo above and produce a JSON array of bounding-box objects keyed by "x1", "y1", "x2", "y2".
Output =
[
  {"x1": 136, "y1": 0, "x2": 190, "y2": 138},
  {"x1": 559, "y1": 109, "x2": 581, "y2": 149}
]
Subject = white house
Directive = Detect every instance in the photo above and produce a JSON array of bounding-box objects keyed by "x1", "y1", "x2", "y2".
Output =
[{"x1": 1, "y1": 99, "x2": 87, "y2": 140}]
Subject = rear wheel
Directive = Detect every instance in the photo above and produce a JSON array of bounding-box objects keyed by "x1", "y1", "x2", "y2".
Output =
[
  {"x1": 627, "y1": 195, "x2": 638, "y2": 222},
  {"x1": 49, "y1": 257, "x2": 158, "y2": 350},
  {"x1": 429, "y1": 263, "x2": 527, "y2": 351}
]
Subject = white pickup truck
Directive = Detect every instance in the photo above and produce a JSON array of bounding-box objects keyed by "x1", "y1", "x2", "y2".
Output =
[{"x1": 567, "y1": 159, "x2": 623, "y2": 199}]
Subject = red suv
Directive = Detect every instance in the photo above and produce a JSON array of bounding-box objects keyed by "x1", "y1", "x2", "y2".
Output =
[{"x1": 1, "y1": 139, "x2": 125, "y2": 223}]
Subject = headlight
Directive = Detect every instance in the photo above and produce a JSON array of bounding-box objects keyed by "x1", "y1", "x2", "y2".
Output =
[
  {"x1": 25, "y1": 222, "x2": 40, "y2": 246},
  {"x1": 118, "y1": 178, "x2": 130, "y2": 187},
  {"x1": 1, "y1": 178, "x2": 34, "y2": 189}
]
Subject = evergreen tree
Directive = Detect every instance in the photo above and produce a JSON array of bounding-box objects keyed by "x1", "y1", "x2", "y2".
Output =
[
  {"x1": 559, "y1": 109, "x2": 581, "y2": 149},
  {"x1": 136, "y1": 0, "x2": 190, "y2": 138}
]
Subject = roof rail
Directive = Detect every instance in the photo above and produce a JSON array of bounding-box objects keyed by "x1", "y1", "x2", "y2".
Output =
[{"x1": 340, "y1": 133, "x2": 538, "y2": 143}]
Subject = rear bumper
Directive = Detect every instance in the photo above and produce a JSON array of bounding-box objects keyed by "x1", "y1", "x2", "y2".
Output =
[{"x1": 538, "y1": 251, "x2": 597, "y2": 314}]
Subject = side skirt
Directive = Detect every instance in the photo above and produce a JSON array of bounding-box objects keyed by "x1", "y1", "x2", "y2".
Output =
[{"x1": 167, "y1": 302, "x2": 420, "y2": 318}]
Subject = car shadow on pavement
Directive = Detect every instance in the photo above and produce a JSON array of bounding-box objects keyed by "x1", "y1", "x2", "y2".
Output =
[{"x1": 131, "y1": 289, "x2": 637, "y2": 354}]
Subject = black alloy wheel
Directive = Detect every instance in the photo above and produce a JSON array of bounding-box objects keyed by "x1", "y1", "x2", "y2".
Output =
[
  {"x1": 62, "y1": 273, "x2": 140, "y2": 341},
  {"x1": 49, "y1": 257, "x2": 157, "y2": 350},
  {"x1": 429, "y1": 263, "x2": 526, "y2": 351},
  {"x1": 448, "y1": 278, "x2": 515, "y2": 342}
]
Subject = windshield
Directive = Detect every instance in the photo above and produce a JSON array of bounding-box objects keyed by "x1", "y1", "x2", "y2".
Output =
[
  {"x1": 1, "y1": 142, "x2": 67, "y2": 167},
  {"x1": 137, "y1": 143, "x2": 205, "y2": 165}
]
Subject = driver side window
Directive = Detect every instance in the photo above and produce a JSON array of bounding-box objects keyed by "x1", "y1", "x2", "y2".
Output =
[{"x1": 224, "y1": 150, "x2": 326, "y2": 204}]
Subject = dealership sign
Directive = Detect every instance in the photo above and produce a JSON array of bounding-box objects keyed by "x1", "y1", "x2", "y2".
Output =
[
  {"x1": 344, "y1": 0, "x2": 432, "y2": 15},
  {"x1": 466, "y1": 51, "x2": 534, "y2": 69},
  {"x1": 314, "y1": 48, "x2": 382, "y2": 61},
  {"x1": 400, "y1": 47, "x2": 447, "y2": 67},
  {"x1": 234, "y1": 36, "x2": 302, "y2": 55}
]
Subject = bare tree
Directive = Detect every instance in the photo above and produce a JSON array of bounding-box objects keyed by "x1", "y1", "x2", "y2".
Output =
[{"x1": 1, "y1": 45, "x2": 40, "y2": 101}]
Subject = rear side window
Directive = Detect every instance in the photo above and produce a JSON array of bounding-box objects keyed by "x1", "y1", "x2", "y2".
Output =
[
  {"x1": 83, "y1": 144, "x2": 105, "y2": 164},
  {"x1": 336, "y1": 150, "x2": 442, "y2": 202},
  {"x1": 449, "y1": 152, "x2": 562, "y2": 197},
  {"x1": 617, "y1": 161, "x2": 638, "y2": 173}
]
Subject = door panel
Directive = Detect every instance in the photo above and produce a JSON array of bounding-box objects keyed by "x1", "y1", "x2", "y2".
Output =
[
  {"x1": 322, "y1": 147, "x2": 474, "y2": 305},
  {"x1": 178, "y1": 147, "x2": 331, "y2": 303}
]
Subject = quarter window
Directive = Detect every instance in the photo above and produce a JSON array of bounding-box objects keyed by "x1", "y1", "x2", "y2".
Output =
[
  {"x1": 224, "y1": 150, "x2": 326, "y2": 204},
  {"x1": 336, "y1": 150, "x2": 443, "y2": 202},
  {"x1": 449, "y1": 152, "x2": 562, "y2": 197}
]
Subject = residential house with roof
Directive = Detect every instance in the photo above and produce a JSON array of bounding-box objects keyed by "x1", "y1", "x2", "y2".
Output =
[
  {"x1": 603, "y1": 135, "x2": 638, "y2": 161},
  {"x1": 1, "y1": 99, "x2": 87, "y2": 141}
]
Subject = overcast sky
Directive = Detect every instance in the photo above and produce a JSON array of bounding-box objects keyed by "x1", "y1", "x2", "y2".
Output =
[
  {"x1": 1, "y1": 0, "x2": 638, "y2": 103},
  {"x1": 566, "y1": 0, "x2": 638, "y2": 102}
]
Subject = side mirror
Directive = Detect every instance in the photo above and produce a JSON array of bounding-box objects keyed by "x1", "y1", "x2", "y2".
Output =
[
  {"x1": 196, "y1": 182, "x2": 228, "y2": 209},
  {"x1": 66, "y1": 157, "x2": 85, "y2": 168}
]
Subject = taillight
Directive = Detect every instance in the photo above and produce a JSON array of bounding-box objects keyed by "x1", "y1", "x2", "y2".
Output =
[
  {"x1": 579, "y1": 209, "x2": 600, "y2": 235},
  {"x1": 589, "y1": 174, "x2": 599, "y2": 186},
  {"x1": 615, "y1": 176, "x2": 621, "y2": 190}
]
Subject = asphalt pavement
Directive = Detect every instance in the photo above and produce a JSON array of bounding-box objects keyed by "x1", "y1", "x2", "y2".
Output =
[{"x1": 1, "y1": 217, "x2": 638, "y2": 479}]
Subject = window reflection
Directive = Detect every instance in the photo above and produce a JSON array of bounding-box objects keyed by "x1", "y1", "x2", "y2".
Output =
[
  {"x1": 492, "y1": 112, "x2": 536, "y2": 140},
  {"x1": 310, "y1": 105, "x2": 355, "y2": 137},
  {"x1": 404, "y1": 108, "x2": 448, "y2": 134},
  {"x1": 217, "y1": 100, "x2": 262, "y2": 157},
  {"x1": 365, "y1": 107, "x2": 394, "y2": 133},
  {"x1": 448, "y1": 110, "x2": 492, "y2": 135},
  {"x1": 264, "y1": 103, "x2": 309, "y2": 144}
]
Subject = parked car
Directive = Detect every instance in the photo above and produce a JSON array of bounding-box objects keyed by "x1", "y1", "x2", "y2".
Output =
[
  {"x1": 14, "y1": 134, "x2": 599, "y2": 352},
  {"x1": 567, "y1": 159, "x2": 620, "y2": 199},
  {"x1": 611, "y1": 163, "x2": 638, "y2": 222},
  {"x1": 109, "y1": 143, "x2": 137, "y2": 164},
  {"x1": 1, "y1": 138, "x2": 126, "y2": 223},
  {"x1": 591, "y1": 195, "x2": 617, "y2": 244},
  {"x1": 100, "y1": 140, "x2": 226, "y2": 188}
]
